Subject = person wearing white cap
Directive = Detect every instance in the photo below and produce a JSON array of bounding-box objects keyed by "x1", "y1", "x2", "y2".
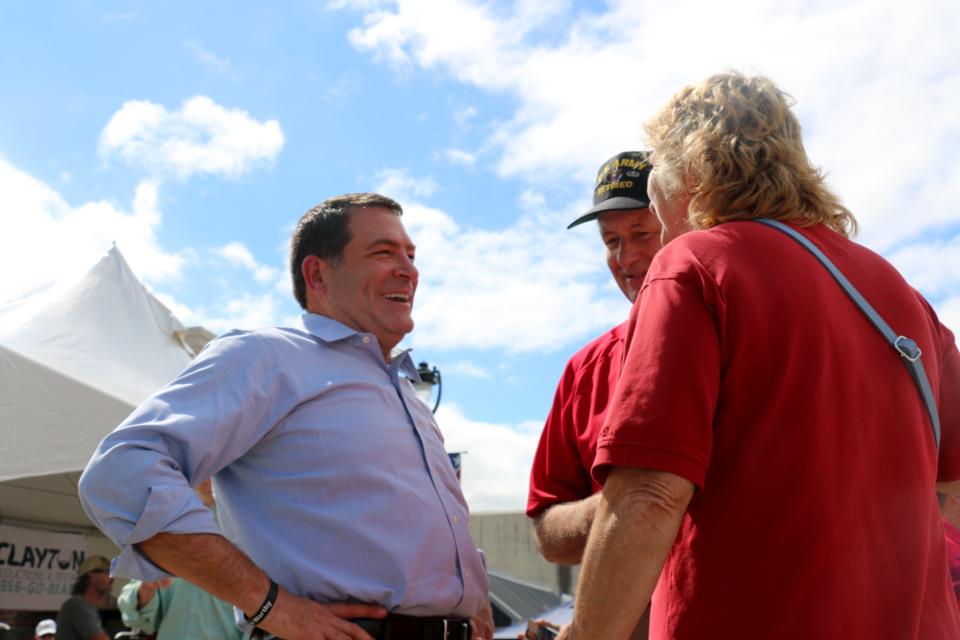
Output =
[
  {"x1": 34, "y1": 619, "x2": 56, "y2": 640},
  {"x1": 55, "y1": 555, "x2": 112, "y2": 640}
]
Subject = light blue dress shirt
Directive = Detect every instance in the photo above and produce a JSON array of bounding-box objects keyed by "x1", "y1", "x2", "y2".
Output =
[{"x1": 79, "y1": 314, "x2": 488, "y2": 620}]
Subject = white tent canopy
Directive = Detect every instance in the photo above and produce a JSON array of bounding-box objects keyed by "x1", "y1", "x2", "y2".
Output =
[{"x1": 0, "y1": 247, "x2": 210, "y2": 531}]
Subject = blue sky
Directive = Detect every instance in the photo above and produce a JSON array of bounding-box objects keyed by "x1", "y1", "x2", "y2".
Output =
[{"x1": 2, "y1": 0, "x2": 959, "y2": 510}]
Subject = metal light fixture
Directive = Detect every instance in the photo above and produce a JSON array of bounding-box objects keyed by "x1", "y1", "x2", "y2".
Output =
[{"x1": 413, "y1": 361, "x2": 442, "y2": 413}]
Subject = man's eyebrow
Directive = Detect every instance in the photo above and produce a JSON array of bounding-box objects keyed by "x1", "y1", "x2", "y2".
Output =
[{"x1": 366, "y1": 238, "x2": 417, "y2": 252}]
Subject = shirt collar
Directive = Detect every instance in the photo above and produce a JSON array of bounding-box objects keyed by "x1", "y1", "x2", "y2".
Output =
[
  {"x1": 298, "y1": 312, "x2": 358, "y2": 343},
  {"x1": 393, "y1": 348, "x2": 420, "y2": 380},
  {"x1": 298, "y1": 313, "x2": 419, "y2": 377}
]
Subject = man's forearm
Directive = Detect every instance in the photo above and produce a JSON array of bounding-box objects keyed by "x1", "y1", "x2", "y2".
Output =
[
  {"x1": 532, "y1": 493, "x2": 601, "y2": 564},
  {"x1": 137, "y1": 532, "x2": 269, "y2": 618},
  {"x1": 136, "y1": 532, "x2": 387, "y2": 640},
  {"x1": 565, "y1": 467, "x2": 693, "y2": 639}
]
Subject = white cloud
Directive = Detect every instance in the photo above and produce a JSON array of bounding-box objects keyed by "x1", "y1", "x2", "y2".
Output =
[
  {"x1": 326, "y1": 0, "x2": 390, "y2": 10},
  {"x1": 344, "y1": 0, "x2": 960, "y2": 252},
  {"x1": 436, "y1": 402, "x2": 541, "y2": 512},
  {"x1": 173, "y1": 292, "x2": 284, "y2": 335},
  {"x1": 443, "y1": 360, "x2": 490, "y2": 379},
  {"x1": 368, "y1": 168, "x2": 627, "y2": 353},
  {"x1": 0, "y1": 152, "x2": 289, "y2": 341},
  {"x1": 887, "y1": 234, "x2": 960, "y2": 301},
  {"x1": 99, "y1": 96, "x2": 284, "y2": 181},
  {"x1": 207, "y1": 293, "x2": 283, "y2": 333},
  {"x1": 453, "y1": 105, "x2": 478, "y2": 126},
  {"x1": 214, "y1": 241, "x2": 282, "y2": 284},
  {"x1": 938, "y1": 297, "x2": 960, "y2": 338},
  {"x1": 323, "y1": 76, "x2": 360, "y2": 102},
  {"x1": 185, "y1": 40, "x2": 238, "y2": 77},
  {"x1": 375, "y1": 167, "x2": 439, "y2": 201},
  {"x1": 442, "y1": 148, "x2": 477, "y2": 167},
  {"x1": 0, "y1": 156, "x2": 186, "y2": 305},
  {"x1": 887, "y1": 233, "x2": 960, "y2": 336},
  {"x1": 519, "y1": 189, "x2": 545, "y2": 211},
  {"x1": 345, "y1": 0, "x2": 960, "y2": 356},
  {"x1": 400, "y1": 196, "x2": 629, "y2": 353}
]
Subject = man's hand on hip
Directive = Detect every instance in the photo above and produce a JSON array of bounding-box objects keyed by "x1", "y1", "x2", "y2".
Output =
[
  {"x1": 471, "y1": 597, "x2": 494, "y2": 640},
  {"x1": 258, "y1": 588, "x2": 387, "y2": 640}
]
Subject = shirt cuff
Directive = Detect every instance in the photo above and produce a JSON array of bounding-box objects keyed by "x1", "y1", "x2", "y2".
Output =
[
  {"x1": 110, "y1": 484, "x2": 221, "y2": 581},
  {"x1": 117, "y1": 580, "x2": 159, "y2": 631}
]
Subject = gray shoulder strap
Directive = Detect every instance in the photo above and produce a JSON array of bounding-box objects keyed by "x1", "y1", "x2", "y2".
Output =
[{"x1": 754, "y1": 218, "x2": 940, "y2": 450}]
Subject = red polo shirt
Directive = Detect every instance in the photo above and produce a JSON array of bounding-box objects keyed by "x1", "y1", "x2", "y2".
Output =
[
  {"x1": 527, "y1": 322, "x2": 627, "y2": 516},
  {"x1": 595, "y1": 222, "x2": 960, "y2": 639}
]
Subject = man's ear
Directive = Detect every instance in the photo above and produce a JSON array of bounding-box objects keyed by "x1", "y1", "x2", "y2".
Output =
[{"x1": 302, "y1": 255, "x2": 329, "y2": 299}]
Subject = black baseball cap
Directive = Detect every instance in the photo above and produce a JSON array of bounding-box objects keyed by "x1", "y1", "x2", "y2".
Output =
[{"x1": 567, "y1": 151, "x2": 652, "y2": 229}]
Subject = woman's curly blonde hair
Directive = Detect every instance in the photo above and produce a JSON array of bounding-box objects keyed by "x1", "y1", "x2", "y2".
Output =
[{"x1": 644, "y1": 72, "x2": 857, "y2": 236}]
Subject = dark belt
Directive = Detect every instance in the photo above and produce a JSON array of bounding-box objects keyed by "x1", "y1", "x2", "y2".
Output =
[{"x1": 351, "y1": 613, "x2": 472, "y2": 640}]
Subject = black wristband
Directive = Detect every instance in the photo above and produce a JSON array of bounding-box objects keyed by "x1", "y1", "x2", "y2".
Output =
[{"x1": 246, "y1": 579, "x2": 278, "y2": 626}]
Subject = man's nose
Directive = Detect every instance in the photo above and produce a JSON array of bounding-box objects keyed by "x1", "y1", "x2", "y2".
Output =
[
  {"x1": 397, "y1": 254, "x2": 418, "y2": 281},
  {"x1": 617, "y1": 239, "x2": 646, "y2": 267}
]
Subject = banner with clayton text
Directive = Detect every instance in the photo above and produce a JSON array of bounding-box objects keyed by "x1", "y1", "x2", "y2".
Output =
[{"x1": 0, "y1": 524, "x2": 90, "y2": 610}]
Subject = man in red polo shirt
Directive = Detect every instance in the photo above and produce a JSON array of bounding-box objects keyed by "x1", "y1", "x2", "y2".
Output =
[
  {"x1": 562, "y1": 72, "x2": 960, "y2": 639},
  {"x1": 526, "y1": 151, "x2": 659, "y2": 639}
]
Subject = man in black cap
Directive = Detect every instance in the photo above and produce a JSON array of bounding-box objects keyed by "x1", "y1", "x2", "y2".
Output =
[{"x1": 524, "y1": 151, "x2": 659, "y2": 638}]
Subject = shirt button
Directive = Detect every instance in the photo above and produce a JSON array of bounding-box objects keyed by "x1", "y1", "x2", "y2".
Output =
[
  {"x1": 362, "y1": 336, "x2": 370, "y2": 344},
  {"x1": 452, "y1": 516, "x2": 460, "y2": 524}
]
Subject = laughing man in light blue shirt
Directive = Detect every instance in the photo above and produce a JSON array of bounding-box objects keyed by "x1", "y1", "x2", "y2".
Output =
[{"x1": 79, "y1": 193, "x2": 492, "y2": 640}]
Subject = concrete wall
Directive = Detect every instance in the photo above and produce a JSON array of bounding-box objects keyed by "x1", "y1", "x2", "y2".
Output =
[{"x1": 469, "y1": 511, "x2": 579, "y2": 595}]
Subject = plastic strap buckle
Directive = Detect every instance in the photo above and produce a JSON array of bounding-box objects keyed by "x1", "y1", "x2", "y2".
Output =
[{"x1": 894, "y1": 335, "x2": 922, "y2": 362}]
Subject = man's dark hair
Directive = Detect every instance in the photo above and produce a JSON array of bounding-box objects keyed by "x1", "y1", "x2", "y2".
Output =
[
  {"x1": 71, "y1": 573, "x2": 91, "y2": 595},
  {"x1": 290, "y1": 192, "x2": 403, "y2": 309}
]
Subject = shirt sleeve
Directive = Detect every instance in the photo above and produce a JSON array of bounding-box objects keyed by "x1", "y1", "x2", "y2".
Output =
[
  {"x1": 78, "y1": 330, "x2": 303, "y2": 581},
  {"x1": 593, "y1": 269, "x2": 722, "y2": 489},
  {"x1": 118, "y1": 579, "x2": 161, "y2": 633},
  {"x1": 527, "y1": 360, "x2": 593, "y2": 516}
]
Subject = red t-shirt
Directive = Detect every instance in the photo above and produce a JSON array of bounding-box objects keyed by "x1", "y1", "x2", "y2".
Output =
[
  {"x1": 595, "y1": 221, "x2": 960, "y2": 639},
  {"x1": 527, "y1": 322, "x2": 628, "y2": 516}
]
